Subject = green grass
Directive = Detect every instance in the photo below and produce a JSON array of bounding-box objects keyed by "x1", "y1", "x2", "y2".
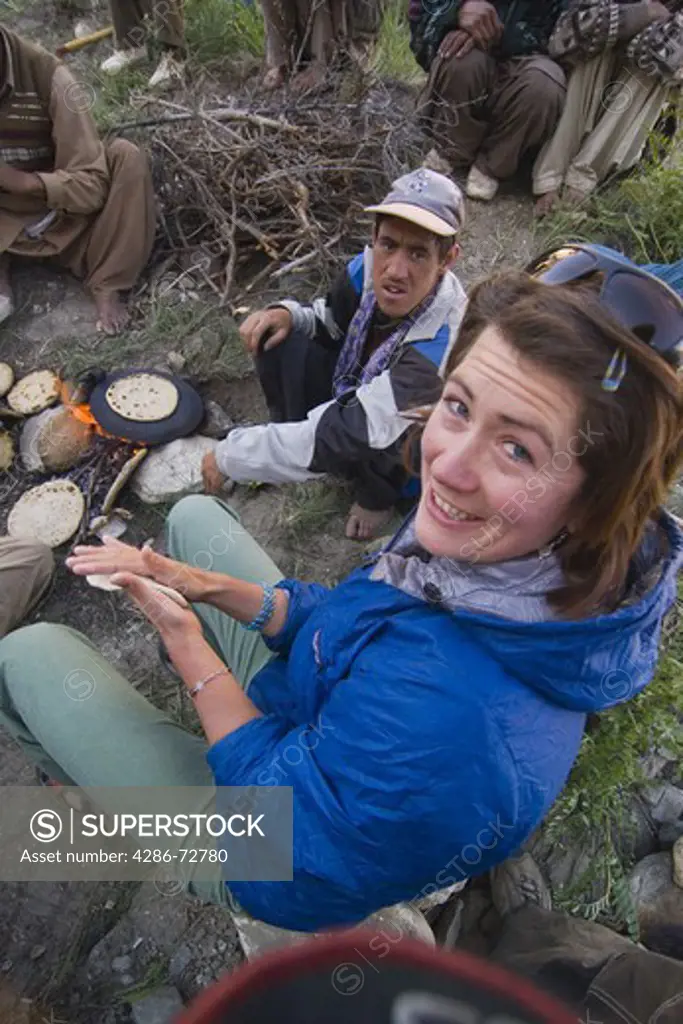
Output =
[
  {"x1": 373, "y1": 0, "x2": 425, "y2": 85},
  {"x1": 57, "y1": 299, "x2": 250, "y2": 380},
  {"x1": 536, "y1": 132, "x2": 683, "y2": 263},
  {"x1": 281, "y1": 480, "x2": 352, "y2": 543},
  {"x1": 185, "y1": 0, "x2": 265, "y2": 69}
]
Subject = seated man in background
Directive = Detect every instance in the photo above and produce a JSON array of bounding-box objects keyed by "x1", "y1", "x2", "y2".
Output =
[
  {"x1": 409, "y1": 0, "x2": 568, "y2": 201},
  {"x1": 201, "y1": 168, "x2": 468, "y2": 541},
  {"x1": 533, "y1": 0, "x2": 683, "y2": 216},
  {"x1": 0, "y1": 23, "x2": 156, "y2": 333},
  {"x1": 0, "y1": 537, "x2": 53, "y2": 638},
  {"x1": 260, "y1": 0, "x2": 386, "y2": 90},
  {"x1": 100, "y1": 0, "x2": 186, "y2": 91}
]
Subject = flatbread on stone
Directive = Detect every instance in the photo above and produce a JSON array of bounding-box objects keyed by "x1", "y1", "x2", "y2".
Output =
[
  {"x1": 7, "y1": 370, "x2": 60, "y2": 415},
  {"x1": 105, "y1": 374, "x2": 179, "y2": 422},
  {"x1": 86, "y1": 572, "x2": 189, "y2": 607},
  {"x1": 8, "y1": 479, "x2": 84, "y2": 548},
  {"x1": 0, "y1": 430, "x2": 14, "y2": 471},
  {"x1": 0, "y1": 362, "x2": 14, "y2": 398}
]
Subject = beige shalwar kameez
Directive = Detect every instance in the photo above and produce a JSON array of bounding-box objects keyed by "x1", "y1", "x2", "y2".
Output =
[{"x1": 532, "y1": 52, "x2": 675, "y2": 198}]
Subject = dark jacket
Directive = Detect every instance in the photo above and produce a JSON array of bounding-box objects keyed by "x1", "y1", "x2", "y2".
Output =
[{"x1": 409, "y1": 0, "x2": 568, "y2": 70}]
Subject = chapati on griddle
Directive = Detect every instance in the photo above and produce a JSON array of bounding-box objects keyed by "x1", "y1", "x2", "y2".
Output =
[{"x1": 105, "y1": 373, "x2": 179, "y2": 422}]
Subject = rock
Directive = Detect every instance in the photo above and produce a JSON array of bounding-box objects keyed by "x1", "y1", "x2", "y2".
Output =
[
  {"x1": 642, "y1": 783, "x2": 683, "y2": 847},
  {"x1": 132, "y1": 436, "x2": 217, "y2": 504},
  {"x1": 36, "y1": 405, "x2": 92, "y2": 471},
  {"x1": 200, "y1": 400, "x2": 234, "y2": 440},
  {"x1": 168, "y1": 944, "x2": 192, "y2": 981},
  {"x1": 1, "y1": 958, "x2": 12, "y2": 972},
  {"x1": 628, "y1": 851, "x2": 683, "y2": 958},
  {"x1": 130, "y1": 986, "x2": 184, "y2": 1024},
  {"x1": 28, "y1": 945, "x2": 46, "y2": 961},
  {"x1": 674, "y1": 836, "x2": 683, "y2": 890},
  {"x1": 112, "y1": 955, "x2": 133, "y2": 973}
]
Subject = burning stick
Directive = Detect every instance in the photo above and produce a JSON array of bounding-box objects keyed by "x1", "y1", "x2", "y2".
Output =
[
  {"x1": 100, "y1": 446, "x2": 149, "y2": 518},
  {"x1": 56, "y1": 26, "x2": 114, "y2": 58}
]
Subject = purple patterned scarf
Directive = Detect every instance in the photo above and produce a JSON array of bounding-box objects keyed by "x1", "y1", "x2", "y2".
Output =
[{"x1": 332, "y1": 287, "x2": 437, "y2": 399}]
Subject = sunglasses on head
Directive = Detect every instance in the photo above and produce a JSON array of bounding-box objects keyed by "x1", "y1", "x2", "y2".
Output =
[{"x1": 526, "y1": 245, "x2": 683, "y2": 369}]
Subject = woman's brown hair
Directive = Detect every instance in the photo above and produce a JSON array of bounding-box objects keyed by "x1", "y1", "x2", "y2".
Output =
[{"x1": 415, "y1": 271, "x2": 683, "y2": 618}]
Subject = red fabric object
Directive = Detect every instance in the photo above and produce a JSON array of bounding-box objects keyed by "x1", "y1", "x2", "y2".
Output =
[{"x1": 176, "y1": 927, "x2": 577, "y2": 1024}]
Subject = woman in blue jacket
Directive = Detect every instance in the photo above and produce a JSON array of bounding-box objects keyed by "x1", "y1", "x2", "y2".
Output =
[{"x1": 1, "y1": 245, "x2": 682, "y2": 938}]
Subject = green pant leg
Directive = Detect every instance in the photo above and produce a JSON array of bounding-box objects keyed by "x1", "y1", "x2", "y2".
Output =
[
  {"x1": 0, "y1": 622, "x2": 212, "y2": 788},
  {"x1": 0, "y1": 621, "x2": 229, "y2": 903},
  {"x1": 165, "y1": 496, "x2": 281, "y2": 693}
]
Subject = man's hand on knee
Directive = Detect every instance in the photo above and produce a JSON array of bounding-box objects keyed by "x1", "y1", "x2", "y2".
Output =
[
  {"x1": 239, "y1": 307, "x2": 292, "y2": 356},
  {"x1": 457, "y1": 1, "x2": 503, "y2": 49}
]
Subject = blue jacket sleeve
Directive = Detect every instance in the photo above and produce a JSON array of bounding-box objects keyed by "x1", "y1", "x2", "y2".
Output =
[{"x1": 265, "y1": 579, "x2": 330, "y2": 657}]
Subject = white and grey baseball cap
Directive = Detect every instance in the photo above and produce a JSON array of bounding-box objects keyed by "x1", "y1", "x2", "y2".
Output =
[{"x1": 365, "y1": 168, "x2": 465, "y2": 237}]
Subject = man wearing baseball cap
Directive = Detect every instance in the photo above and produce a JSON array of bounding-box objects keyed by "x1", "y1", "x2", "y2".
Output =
[{"x1": 202, "y1": 168, "x2": 467, "y2": 540}]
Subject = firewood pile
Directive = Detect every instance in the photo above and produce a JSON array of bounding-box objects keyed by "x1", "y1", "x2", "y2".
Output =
[{"x1": 123, "y1": 85, "x2": 425, "y2": 304}]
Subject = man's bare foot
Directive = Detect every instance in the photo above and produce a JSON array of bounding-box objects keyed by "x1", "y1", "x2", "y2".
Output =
[
  {"x1": 262, "y1": 65, "x2": 287, "y2": 91},
  {"x1": 533, "y1": 191, "x2": 559, "y2": 219},
  {"x1": 0, "y1": 253, "x2": 14, "y2": 324},
  {"x1": 345, "y1": 502, "x2": 393, "y2": 541},
  {"x1": 290, "y1": 61, "x2": 327, "y2": 93},
  {"x1": 94, "y1": 291, "x2": 130, "y2": 335}
]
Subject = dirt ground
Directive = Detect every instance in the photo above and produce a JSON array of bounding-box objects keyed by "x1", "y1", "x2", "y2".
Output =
[{"x1": 0, "y1": 5, "x2": 541, "y2": 1021}]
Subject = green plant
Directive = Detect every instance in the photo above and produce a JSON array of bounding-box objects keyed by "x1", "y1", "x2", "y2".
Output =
[
  {"x1": 281, "y1": 480, "x2": 351, "y2": 542},
  {"x1": 373, "y1": 0, "x2": 424, "y2": 85},
  {"x1": 185, "y1": 0, "x2": 265, "y2": 69},
  {"x1": 542, "y1": 589, "x2": 683, "y2": 937}
]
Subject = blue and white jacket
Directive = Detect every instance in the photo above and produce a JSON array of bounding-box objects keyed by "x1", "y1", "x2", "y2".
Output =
[
  {"x1": 214, "y1": 248, "x2": 468, "y2": 491},
  {"x1": 206, "y1": 506, "x2": 683, "y2": 933}
]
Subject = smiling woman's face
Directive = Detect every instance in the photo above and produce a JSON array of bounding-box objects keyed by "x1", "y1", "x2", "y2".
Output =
[{"x1": 416, "y1": 325, "x2": 586, "y2": 563}]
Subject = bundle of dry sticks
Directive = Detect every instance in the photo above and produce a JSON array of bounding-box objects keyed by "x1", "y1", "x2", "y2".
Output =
[{"x1": 117, "y1": 86, "x2": 424, "y2": 304}]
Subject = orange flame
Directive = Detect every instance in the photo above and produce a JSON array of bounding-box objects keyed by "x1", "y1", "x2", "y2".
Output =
[{"x1": 60, "y1": 381, "x2": 110, "y2": 436}]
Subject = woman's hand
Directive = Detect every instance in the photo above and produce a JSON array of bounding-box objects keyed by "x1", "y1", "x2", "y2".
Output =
[
  {"x1": 110, "y1": 571, "x2": 203, "y2": 643},
  {"x1": 67, "y1": 536, "x2": 207, "y2": 603}
]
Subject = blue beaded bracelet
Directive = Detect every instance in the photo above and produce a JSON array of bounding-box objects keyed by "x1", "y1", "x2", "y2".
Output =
[{"x1": 245, "y1": 583, "x2": 277, "y2": 632}]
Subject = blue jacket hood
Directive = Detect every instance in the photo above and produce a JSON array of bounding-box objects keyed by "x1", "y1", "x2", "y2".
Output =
[{"x1": 449, "y1": 511, "x2": 683, "y2": 713}]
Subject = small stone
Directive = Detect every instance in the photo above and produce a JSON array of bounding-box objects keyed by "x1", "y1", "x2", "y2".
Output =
[
  {"x1": 29, "y1": 945, "x2": 46, "y2": 961},
  {"x1": 132, "y1": 436, "x2": 217, "y2": 504},
  {"x1": 112, "y1": 954, "x2": 133, "y2": 973},
  {"x1": 121, "y1": 973, "x2": 135, "y2": 987},
  {"x1": 200, "y1": 400, "x2": 234, "y2": 440},
  {"x1": 216, "y1": 939, "x2": 227, "y2": 953},
  {"x1": 0, "y1": 959, "x2": 12, "y2": 972},
  {"x1": 130, "y1": 986, "x2": 184, "y2": 1024},
  {"x1": 104, "y1": 899, "x2": 115, "y2": 911},
  {"x1": 674, "y1": 836, "x2": 683, "y2": 889},
  {"x1": 166, "y1": 350, "x2": 186, "y2": 373},
  {"x1": 168, "y1": 944, "x2": 192, "y2": 980}
]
